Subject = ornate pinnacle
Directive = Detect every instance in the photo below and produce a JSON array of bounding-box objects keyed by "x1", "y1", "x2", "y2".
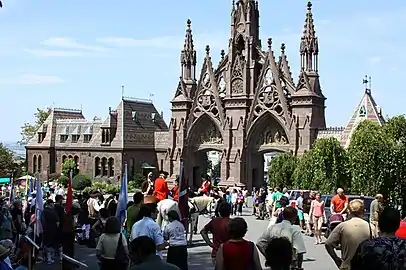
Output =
[
  {"x1": 220, "y1": 49, "x2": 225, "y2": 60},
  {"x1": 205, "y1": 45, "x2": 210, "y2": 55},
  {"x1": 281, "y1": 43, "x2": 286, "y2": 54},
  {"x1": 267, "y1": 38, "x2": 272, "y2": 48},
  {"x1": 307, "y1": 1, "x2": 312, "y2": 11},
  {"x1": 186, "y1": 19, "x2": 191, "y2": 28}
]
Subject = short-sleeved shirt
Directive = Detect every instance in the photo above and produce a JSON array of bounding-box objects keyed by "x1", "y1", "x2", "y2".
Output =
[
  {"x1": 203, "y1": 217, "x2": 230, "y2": 258},
  {"x1": 331, "y1": 194, "x2": 348, "y2": 213},
  {"x1": 126, "y1": 204, "x2": 141, "y2": 234},
  {"x1": 96, "y1": 233, "x2": 128, "y2": 259},
  {"x1": 130, "y1": 217, "x2": 165, "y2": 258},
  {"x1": 271, "y1": 191, "x2": 284, "y2": 209},
  {"x1": 325, "y1": 217, "x2": 372, "y2": 269}
]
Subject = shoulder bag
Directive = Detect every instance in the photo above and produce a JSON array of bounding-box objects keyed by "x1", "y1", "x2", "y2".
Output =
[{"x1": 114, "y1": 233, "x2": 129, "y2": 266}]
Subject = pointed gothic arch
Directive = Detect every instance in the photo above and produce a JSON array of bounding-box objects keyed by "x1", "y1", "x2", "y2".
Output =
[
  {"x1": 33, "y1": 155, "x2": 37, "y2": 174},
  {"x1": 186, "y1": 113, "x2": 223, "y2": 149},
  {"x1": 247, "y1": 110, "x2": 290, "y2": 149}
]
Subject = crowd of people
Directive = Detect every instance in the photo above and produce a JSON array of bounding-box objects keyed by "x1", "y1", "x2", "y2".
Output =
[{"x1": 2, "y1": 171, "x2": 406, "y2": 270}]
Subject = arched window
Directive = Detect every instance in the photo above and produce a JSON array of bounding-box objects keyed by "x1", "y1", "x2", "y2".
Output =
[
  {"x1": 74, "y1": 155, "x2": 79, "y2": 173},
  {"x1": 62, "y1": 155, "x2": 67, "y2": 163},
  {"x1": 68, "y1": 155, "x2": 73, "y2": 159},
  {"x1": 108, "y1": 158, "x2": 115, "y2": 177},
  {"x1": 95, "y1": 157, "x2": 101, "y2": 176},
  {"x1": 101, "y1": 157, "x2": 108, "y2": 176},
  {"x1": 33, "y1": 155, "x2": 37, "y2": 174},
  {"x1": 38, "y1": 155, "x2": 42, "y2": 173},
  {"x1": 129, "y1": 158, "x2": 135, "y2": 178}
]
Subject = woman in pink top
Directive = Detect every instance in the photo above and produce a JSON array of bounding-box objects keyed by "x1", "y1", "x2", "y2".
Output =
[{"x1": 309, "y1": 192, "x2": 326, "y2": 244}]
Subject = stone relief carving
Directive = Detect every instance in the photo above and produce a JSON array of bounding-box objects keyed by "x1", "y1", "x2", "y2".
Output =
[
  {"x1": 198, "y1": 123, "x2": 222, "y2": 145},
  {"x1": 231, "y1": 79, "x2": 243, "y2": 94},
  {"x1": 231, "y1": 55, "x2": 244, "y2": 94},
  {"x1": 257, "y1": 128, "x2": 288, "y2": 146}
]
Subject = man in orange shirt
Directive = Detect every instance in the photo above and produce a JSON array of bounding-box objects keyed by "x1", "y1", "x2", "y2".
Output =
[
  {"x1": 153, "y1": 171, "x2": 169, "y2": 201},
  {"x1": 171, "y1": 178, "x2": 179, "y2": 201},
  {"x1": 330, "y1": 188, "x2": 349, "y2": 220}
]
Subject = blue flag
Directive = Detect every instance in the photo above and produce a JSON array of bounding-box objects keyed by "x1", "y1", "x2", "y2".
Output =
[
  {"x1": 9, "y1": 177, "x2": 14, "y2": 203},
  {"x1": 116, "y1": 163, "x2": 128, "y2": 227}
]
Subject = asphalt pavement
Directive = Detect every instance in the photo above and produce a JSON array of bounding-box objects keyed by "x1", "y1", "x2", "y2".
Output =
[{"x1": 37, "y1": 206, "x2": 338, "y2": 270}]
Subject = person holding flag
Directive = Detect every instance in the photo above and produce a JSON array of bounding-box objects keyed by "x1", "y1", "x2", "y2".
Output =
[
  {"x1": 116, "y1": 163, "x2": 128, "y2": 231},
  {"x1": 177, "y1": 159, "x2": 189, "y2": 230}
]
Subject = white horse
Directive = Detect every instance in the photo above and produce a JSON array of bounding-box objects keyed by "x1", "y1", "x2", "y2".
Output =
[
  {"x1": 187, "y1": 196, "x2": 218, "y2": 244},
  {"x1": 156, "y1": 199, "x2": 180, "y2": 231},
  {"x1": 156, "y1": 196, "x2": 218, "y2": 245}
]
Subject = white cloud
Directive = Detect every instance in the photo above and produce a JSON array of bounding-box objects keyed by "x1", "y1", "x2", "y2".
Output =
[
  {"x1": 24, "y1": 49, "x2": 87, "y2": 57},
  {"x1": 0, "y1": 74, "x2": 66, "y2": 85},
  {"x1": 368, "y1": 57, "x2": 381, "y2": 64},
  {"x1": 41, "y1": 37, "x2": 106, "y2": 52},
  {"x1": 97, "y1": 33, "x2": 227, "y2": 51}
]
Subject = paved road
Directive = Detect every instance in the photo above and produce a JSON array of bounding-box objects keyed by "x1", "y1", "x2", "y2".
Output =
[{"x1": 38, "y1": 207, "x2": 338, "y2": 270}]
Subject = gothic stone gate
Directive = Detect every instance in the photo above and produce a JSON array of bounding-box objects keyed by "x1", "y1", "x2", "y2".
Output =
[{"x1": 162, "y1": 1, "x2": 326, "y2": 191}]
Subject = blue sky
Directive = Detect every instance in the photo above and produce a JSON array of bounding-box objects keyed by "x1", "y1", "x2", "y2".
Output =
[{"x1": 0, "y1": 0, "x2": 405, "y2": 143}]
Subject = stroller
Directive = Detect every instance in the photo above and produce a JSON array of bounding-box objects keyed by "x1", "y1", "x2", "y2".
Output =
[{"x1": 325, "y1": 213, "x2": 344, "y2": 238}]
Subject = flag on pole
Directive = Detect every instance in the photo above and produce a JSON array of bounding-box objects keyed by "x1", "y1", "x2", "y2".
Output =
[
  {"x1": 34, "y1": 174, "x2": 44, "y2": 236},
  {"x1": 65, "y1": 170, "x2": 73, "y2": 213},
  {"x1": 116, "y1": 163, "x2": 128, "y2": 226},
  {"x1": 178, "y1": 158, "x2": 189, "y2": 228}
]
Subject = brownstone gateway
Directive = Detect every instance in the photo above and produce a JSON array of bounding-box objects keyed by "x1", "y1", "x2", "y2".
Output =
[
  {"x1": 26, "y1": 1, "x2": 331, "y2": 191},
  {"x1": 164, "y1": 1, "x2": 326, "y2": 190}
]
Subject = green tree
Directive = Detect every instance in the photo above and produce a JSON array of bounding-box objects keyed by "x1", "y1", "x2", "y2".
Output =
[
  {"x1": 0, "y1": 143, "x2": 14, "y2": 177},
  {"x1": 292, "y1": 151, "x2": 315, "y2": 190},
  {"x1": 62, "y1": 158, "x2": 77, "y2": 176},
  {"x1": 268, "y1": 152, "x2": 297, "y2": 189},
  {"x1": 19, "y1": 108, "x2": 51, "y2": 145},
  {"x1": 310, "y1": 138, "x2": 350, "y2": 194},
  {"x1": 72, "y1": 174, "x2": 92, "y2": 191},
  {"x1": 383, "y1": 115, "x2": 406, "y2": 211},
  {"x1": 131, "y1": 173, "x2": 145, "y2": 189},
  {"x1": 348, "y1": 120, "x2": 392, "y2": 197}
]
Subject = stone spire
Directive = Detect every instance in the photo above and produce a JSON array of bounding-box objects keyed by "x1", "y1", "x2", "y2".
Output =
[
  {"x1": 300, "y1": 1, "x2": 319, "y2": 73},
  {"x1": 180, "y1": 19, "x2": 196, "y2": 81}
]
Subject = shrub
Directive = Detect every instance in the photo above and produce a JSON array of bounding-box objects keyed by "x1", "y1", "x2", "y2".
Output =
[
  {"x1": 72, "y1": 174, "x2": 92, "y2": 191},
  {"x1": 48, "y1": 173, "x2": 61, "y2": 182},
  {"x1": 58, "y1": 175, "x2": 69, "y2": 188},
  {"x1": 105, "y1": 184, "x2": 120, "y2": 194},
  {"x1": 131, "y1": 173, "x2": 145, "y2": 189}
]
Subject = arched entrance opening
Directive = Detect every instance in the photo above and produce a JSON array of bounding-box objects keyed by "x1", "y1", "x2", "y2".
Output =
[
  {"x1": 186, "y1": 114, "x2": 224, "y2": 189},
  {"x1": 246, "y1": 112, "x2": 291, "y2": 190}
]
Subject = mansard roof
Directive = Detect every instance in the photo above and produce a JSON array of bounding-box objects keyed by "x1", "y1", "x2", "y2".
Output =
[{"x1": 340, "y1": 89, "x2": 385, "y2": 148}]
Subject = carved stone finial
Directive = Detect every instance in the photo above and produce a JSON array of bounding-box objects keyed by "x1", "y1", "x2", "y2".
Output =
[
  {"x1": 281, "y1": 43, "x2": 286, "y2": 53},
  {"x1": 205, "y1": 45, "x2": 210, "y2": 55},
  {"x1": 186, "y1": 19, "x2": 191, "y2": 28},
  {"x1": 220, "y1": 49, "x2": 225, "y2": 60},
  {"x1": 267, "y1": 38, "x2": 272, "y2": 48},
  {"x1": 307, "y1": 1, "x2": 312, "y2": 11}
]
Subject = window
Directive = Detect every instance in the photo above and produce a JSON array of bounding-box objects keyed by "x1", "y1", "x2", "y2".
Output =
[
  {"x1": 38, "y1": 155, "x2": 42, "y2": 173},
  {"x1": 72, "y1": 135, "x2": 80, "y2": 143},
  {"x1": 84, "y1": 135, "x2": 92, "y2": 143},
  {"x1": 359, "y1": 105, "x2": 366, "y2": 117},
  {"x1": 108, "y1": 158, "x2": 115, "y2": 177},
  {"x1": 101, "y1": 129, "x2": 110, "y2": 144},
  {"x1": 33, "y1": 155, "x2": 37, "y2": 174},
  {"x1": 37, "y1": 132, "x2": 46, "y2": 143},
  {"x1": 74, "y1": 156, "x2": 79, "y2": 173},
  {"x1": 102, "y1": 157, "x2": 108, "y2": 176},
  {"x1": 60, "y1": 135, "x2": 68, "y2": 143},
  {"x1": 95, "y1": 157, "x2": 101, "y2": 176}
]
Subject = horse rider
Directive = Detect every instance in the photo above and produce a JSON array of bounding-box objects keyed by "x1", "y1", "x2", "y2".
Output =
[
  {"x1": 153, "y1": 171, "x2": 170, "y2": 202},
  {"x1": 198, "y1": 175, "x2": 211, "y2": 196}
]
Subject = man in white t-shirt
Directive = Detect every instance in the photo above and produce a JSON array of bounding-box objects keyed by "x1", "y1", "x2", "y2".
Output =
[{"x1": 257, "y1": 206, "x2": 306, "y2": 270}]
